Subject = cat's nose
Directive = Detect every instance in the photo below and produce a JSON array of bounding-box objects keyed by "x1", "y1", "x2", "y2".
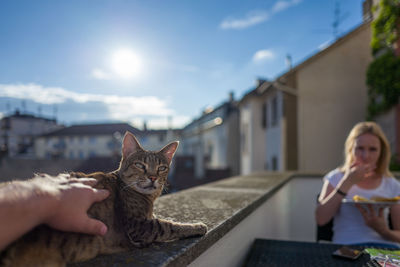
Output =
[{"x1": 149, "y1": 176, "x2": 158, "y2": 182}]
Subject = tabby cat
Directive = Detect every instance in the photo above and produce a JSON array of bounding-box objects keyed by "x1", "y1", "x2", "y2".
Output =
[{"x1": 1, "y1": 132, "x2": 207, "y2": 267}]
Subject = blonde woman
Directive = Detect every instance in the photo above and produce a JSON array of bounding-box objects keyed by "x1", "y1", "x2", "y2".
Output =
[{"x1": 316, "y1": 121, "x2": 400, "y2": 248}]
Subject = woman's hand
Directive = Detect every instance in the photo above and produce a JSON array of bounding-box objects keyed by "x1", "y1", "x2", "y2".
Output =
[
  {"x1": 343, "y1": 161, "x2": 376, "y2": 186},
  {"x1": 355, "y1": 204, "x2": 389, "y2": 235}
]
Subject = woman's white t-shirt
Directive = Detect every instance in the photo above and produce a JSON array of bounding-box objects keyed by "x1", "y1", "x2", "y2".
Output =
[{"x1": 325, "y1": 168, "x2": 400, "y2": 246}]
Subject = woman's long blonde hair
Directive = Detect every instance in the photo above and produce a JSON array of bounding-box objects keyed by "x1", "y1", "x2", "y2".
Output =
[{"x1": 340, "y1": 121, "x2": 392, "y2": 177}]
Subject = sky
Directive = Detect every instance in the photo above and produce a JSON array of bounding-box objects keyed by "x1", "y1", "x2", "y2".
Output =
[{"x1": 0, "y1": 0, "x2": 365, "y2": 129}]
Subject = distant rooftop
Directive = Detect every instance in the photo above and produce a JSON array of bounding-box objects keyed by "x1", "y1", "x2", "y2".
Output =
[
  {"x1": 41, "y1": 123, "x2": 141, "y2": 137},
  {"x1": 3, "y1": 110, "x2": 57, "y2": 123}
]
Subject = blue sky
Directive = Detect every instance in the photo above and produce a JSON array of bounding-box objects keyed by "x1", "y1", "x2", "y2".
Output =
[{"x1": 0, "y1": 0, "x2": 365, "y2": 129}]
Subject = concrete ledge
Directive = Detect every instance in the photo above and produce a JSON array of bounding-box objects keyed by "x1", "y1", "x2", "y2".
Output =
[{"x1": 70, "y1": 172, "x2": 299, "y2": 267}]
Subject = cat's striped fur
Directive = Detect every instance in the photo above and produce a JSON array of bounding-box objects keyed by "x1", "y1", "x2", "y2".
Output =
[{"x1": 1, "y1": 132, "x2": 207, "y2": 267}]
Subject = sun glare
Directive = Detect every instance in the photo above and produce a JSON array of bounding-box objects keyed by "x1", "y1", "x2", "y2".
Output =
[{"x1": 111, "y1": 49, "x2": 141, "y2": 79}]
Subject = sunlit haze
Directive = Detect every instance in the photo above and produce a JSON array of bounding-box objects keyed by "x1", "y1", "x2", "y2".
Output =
[{"x1": 111, "y1": 49, "x2": 142, "y2": 79}]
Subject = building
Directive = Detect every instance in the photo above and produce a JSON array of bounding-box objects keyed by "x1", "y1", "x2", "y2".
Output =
[
  {"x1": 277, "y1": 20, "x2": 373, "y2": 172},
  {"x1": 0, "y1": 110, "x2": 62, "y2": 157},
  {"x1": 34, "y1": 123, "x2": 141, "y2": 159},
  {"x1": 180, "y1": 93, "x2": 240, "y2": 179},
  {"x1": 239, "y1": 80, "x2": 297, "y2": 175},
  {"x1": 140, "y1": 128, "x2": 182, "y2": 153}
]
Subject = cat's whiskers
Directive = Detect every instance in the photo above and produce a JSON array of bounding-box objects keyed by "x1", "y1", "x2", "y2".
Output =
[{"x1": 122, "y1": 181, "x2": 138, "y2": 191}]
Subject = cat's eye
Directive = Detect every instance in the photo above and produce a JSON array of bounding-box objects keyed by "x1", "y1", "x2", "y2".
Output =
[
  {"x1": 135, "y1": 162, "x2": 146, "y2": 170},
  {"x1": 158, "y1": 166, "x2": 167, "y2": 172}
]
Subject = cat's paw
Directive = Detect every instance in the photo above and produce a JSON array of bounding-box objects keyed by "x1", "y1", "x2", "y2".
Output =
[
  {"x1": 193, "y1": 222, "x2": 208, "y2": 236},
  {"x1": 131, "y1": 240, "x2": 150, "y2": 248}
]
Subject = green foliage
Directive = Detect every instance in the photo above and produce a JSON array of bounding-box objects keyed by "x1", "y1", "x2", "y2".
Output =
[
  {"x1": 371, "y1": 0, "x2": 400, "y2": 55},
  {"x1": 367, "y1": 0, "x2": 400, "y2": 119},
  {"x1": 366, "y1": 51, "x2": 400, "y2": 118},
  {"x1": 390, "y1": 154, "x2": 400, "y2": 171}
]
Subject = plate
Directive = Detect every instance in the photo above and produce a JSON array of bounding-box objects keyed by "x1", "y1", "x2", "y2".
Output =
[{"x1": 342, "y1": 199, "x2": 400, "y2": 206}]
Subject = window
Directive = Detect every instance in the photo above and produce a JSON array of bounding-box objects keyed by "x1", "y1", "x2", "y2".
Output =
[
  {"x1": 272, "y1": 156, "x2": 278, "y2": 171},
  {"x1": 272, "y1": 96, "x2": 278, "y2": 126},
  {"x1": 261, "y1": 103, "x2": 267, "y2": 129},
  {"x1": 89, "y1": 137, "x2": 97, "y2": 144}
]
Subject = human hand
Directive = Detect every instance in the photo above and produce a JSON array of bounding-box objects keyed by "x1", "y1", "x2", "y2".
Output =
[
  {"x1": 32, "y1": 174, "x2": 110, "y2": 236},
  {"x1": 355, "y1": 204, "x2": 388, "y2": 235},
  {"x1": 344, "y1": 161, "x2": 376, "y2": 185}
]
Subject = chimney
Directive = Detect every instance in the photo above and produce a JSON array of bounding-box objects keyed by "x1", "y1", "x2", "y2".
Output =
[
  {"x1": 286, "y1": 54, "x2": 292, "y2": 70},
  {"x1": 362, "y1": 0, "x2": 373, "y2": 21},
  {"x1": 229, "y1": 91, "x2": 235, "y2": 102}
]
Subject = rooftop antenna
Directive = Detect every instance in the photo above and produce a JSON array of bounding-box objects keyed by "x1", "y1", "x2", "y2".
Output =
[
  {"x1": 285, "y1": 54, "x2": 292, "y2": 70},
  {"x1": 21, "y1": 100, "x2": 26, "y2": 114},
  {"x1": 53, "y1": 105, "x2": 58, "y2": 119},
  {"x1": 332, "y1": 0, "x2": 349, "y2": 39},
  {"x1": 6, "y1": 102, "x2": 10, "y2": 114},
  {"x1": 167, "y1": 116, "x2": 172, "y2": 130}
]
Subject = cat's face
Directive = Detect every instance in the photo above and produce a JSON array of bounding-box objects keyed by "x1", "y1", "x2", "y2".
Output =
[{"x1": 118, "y1": 132, "x2": 178, "y2": 195}]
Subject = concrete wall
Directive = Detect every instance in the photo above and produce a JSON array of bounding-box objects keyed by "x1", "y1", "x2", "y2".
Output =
[
  {"x1": 239, "y1": 98, "x2": 266, "y2": 175},
  {"x1": 188, "y1": 176, "x2": 323, "y2": 267},
  {"x1": 297, "y1": 23, "x2": 373, "y2": 172}
]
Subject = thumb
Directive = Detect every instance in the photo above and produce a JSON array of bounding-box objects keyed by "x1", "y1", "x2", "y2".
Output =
[
  {"x1": 92, "y1": 189, "x2": 110, "y2": 202},
  {"x1": 79, "y1": 217, "x2": 108, "y2": 236}
]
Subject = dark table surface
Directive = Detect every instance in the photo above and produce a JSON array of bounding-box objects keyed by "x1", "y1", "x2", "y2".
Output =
[{"x1": 244, "y1": 239, "x2": 381, "y2": 267}]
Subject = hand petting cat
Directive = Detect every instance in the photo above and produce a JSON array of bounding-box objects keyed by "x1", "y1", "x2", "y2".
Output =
[{"x1": 0, "y1": 174, "x2": 110, "y2": 251}]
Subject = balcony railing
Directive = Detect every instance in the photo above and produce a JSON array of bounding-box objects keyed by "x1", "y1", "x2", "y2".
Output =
[{"x1": 71, "y1": 172, "x2": 328, "y2": 267}]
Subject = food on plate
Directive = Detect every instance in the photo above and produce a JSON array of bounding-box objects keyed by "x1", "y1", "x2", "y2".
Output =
[
  {"x1": 352, "y1": 195, "x2": 400, "y2": 203},
  {"x1": 353, "y1": 195, "x2": 369, "y2": 202},
  {"x1": 370, "y1": 196, "x2": 400, "y2": 202}
]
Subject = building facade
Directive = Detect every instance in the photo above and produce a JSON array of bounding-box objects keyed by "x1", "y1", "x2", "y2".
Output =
[
  {"x1": 180, "y1": 94, "x2": 240, "y2": 178},
  {"x1": 278, "y1": 21, "x2": 373, "y2": 172},
  {"x1": 34, "y1": 123, "x2": 141, "y2": 159},
  {"x1": 0, "y1": 110, "x2": 62, "y2": 157},
  {"x1": 239, "y1": 80, "x2": 297, "y2": 175}
]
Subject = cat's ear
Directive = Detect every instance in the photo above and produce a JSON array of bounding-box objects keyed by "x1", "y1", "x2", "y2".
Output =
[
  {"x1": 160, "y1": 141, "x2": 179, "y2": 165},
  {"x1": 122, "y1": 132, "x2": 143, "y2": 159}
]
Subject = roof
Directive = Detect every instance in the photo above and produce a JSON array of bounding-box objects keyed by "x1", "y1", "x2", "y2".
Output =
[
  {"x1": 41, "y1": 123, "x2": 142, "y2": 137},
  {"x1": 277, "y1": 21, "x2": 371, "y2": 80},
  {"x1": 3, "y1": 110, "x2": 57, "y2": 123},
  {"x1": 182, "y1": 99, "x2": 238, "y2": 130}
]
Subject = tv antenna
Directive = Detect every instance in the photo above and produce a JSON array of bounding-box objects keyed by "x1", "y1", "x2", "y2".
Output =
[{"x1": 332, "y1": 0, "x2": 349, "y2": 39}]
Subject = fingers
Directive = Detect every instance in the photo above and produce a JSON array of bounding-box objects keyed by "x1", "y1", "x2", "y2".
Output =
[
  {"x1": 378, "y1": 207, "x2": 384, "y2": 217},
  {"x1": 356, "y1": 203, "x2": 370, "y2": 218},
  {"x1": 68, "y1": 178, "x2": 98, "y2": 187},
  {"x1": 92, "y1": 189, "x2": 110, "y2": 202},
  {"x1": 79, "y1": 217, "x2": 108, "y2": 236}
]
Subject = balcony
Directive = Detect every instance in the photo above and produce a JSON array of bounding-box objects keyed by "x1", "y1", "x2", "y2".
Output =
[{"x1": 71, "y1": 172, "x2": 329, "y2": 267}]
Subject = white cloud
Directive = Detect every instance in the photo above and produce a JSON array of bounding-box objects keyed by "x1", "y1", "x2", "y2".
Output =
[
  {"x1": 220, "y1": 11, "x2": 269, "y2": 30},
  {"x1": 272, "y1": 0, "x2": 302, "y2": 13},
  {"x1": 0, "y1": 83, "x2": 174, "y2": 118},
  {"x1": 253, "y1": 49, "x2": 275, "y2": 62},
  {"x1": 220, "y1": 0, "x2": 302, "y2": 30}
]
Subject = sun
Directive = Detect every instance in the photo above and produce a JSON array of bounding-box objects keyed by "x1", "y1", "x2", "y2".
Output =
[{"x1": 111, "y1": 49, "x2": 141, "y2": 79}]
